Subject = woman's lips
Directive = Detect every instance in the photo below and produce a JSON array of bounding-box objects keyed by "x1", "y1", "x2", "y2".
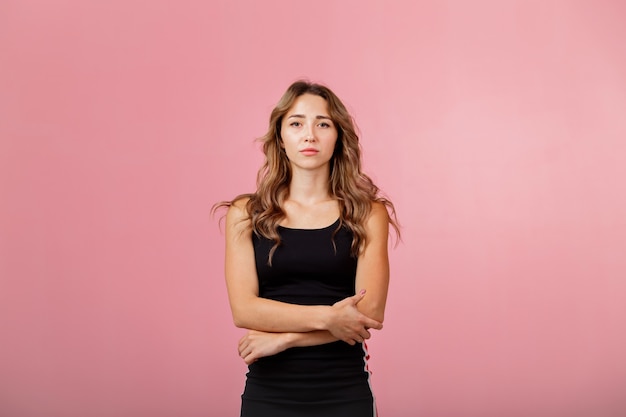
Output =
[{"x1": 300, "y1": 149, "x2": 319, "y2": 156}]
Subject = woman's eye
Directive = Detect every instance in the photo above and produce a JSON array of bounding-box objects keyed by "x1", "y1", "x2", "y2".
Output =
[
  {"x1": 290, "y1": 122, "x2": 301, "y2": 127},
  {"x1": 319, "y1": 122, "x2": 331, "y2": 128}
]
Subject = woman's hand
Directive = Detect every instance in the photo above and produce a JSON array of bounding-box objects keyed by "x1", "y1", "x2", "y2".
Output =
[
  {"x1": 238, "y1": 330, "x2": 291, "y2": 365},
  {"x1": 327, "y1": 290, "x2": 383, "y2": 345}
]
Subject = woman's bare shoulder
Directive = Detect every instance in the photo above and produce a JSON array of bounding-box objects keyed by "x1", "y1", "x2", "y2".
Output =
[
  {"x1": 226, "y1": 196, "x2": 252, "y2": 227},
  {"x1": 365, "y1": 201, "x2": 391, "y2": 235},
  {"x1": 369, "y1": 201, "x2": 390, "y2": 220}
]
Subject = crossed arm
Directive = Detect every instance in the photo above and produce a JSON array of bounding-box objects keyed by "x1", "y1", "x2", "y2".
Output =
[{"x1": 225, "y1": 200, "x2": 390, "y2": 365}]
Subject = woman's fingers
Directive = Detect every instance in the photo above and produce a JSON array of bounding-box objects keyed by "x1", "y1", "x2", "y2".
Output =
[
  {"x1": 238, "y1": 335, "x2": 249, "y2": 352},
  {"x1": 329, "y1": 306, "x2": 381, "y2": 342},
  {"x1": 336, "y1": 291, "x2": 383, "y2": 331},
  {"x1": 239, "y1": 342, "x2": 250, "y2": 358},
  {"x1": 237, "y1": 330, "x2": 288, "y2": 364},
  {"x1": 359, "y1": 328, "x2": 372, "y2": 340},
  {"x1": 351, "y1": 289, "x2": 367, "y2": 305},
  {"x1": 362, "y1": 316, "x2": 383, "y2": 331}
]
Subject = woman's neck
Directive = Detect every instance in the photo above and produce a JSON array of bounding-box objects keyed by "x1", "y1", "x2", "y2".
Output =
[{"x1": 287, "y1": 169, "x2": 333, "y2": 205}]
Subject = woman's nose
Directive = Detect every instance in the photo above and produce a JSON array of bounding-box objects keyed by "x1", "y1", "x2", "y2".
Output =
[{"x1": 303, "y1": 124, "x2": 315, "y2": 141}]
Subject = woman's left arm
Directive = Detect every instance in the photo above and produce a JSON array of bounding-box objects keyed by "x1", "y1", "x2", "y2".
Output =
[{"x1": 354, "y1": 201, "x2": 391, "y2": 323}]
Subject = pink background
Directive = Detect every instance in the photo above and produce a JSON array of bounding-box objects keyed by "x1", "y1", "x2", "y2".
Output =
[{"x1": 1, "y1": 1, "x2": 625, "y2": 416}]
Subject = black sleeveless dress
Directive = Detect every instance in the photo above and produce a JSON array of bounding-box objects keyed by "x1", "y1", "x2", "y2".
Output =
[{"x1": 241, "y1": 219, "x2": 376, "y2": 417}]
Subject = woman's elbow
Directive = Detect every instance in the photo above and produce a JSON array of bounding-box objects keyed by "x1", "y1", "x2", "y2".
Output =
[
  {"x1": 230, "y1": 308, "x2": 250, "y2": 328},
  {"x1": 360, "y1": 304, "x2": 385, "y2": 325},
  {"x1": 371, "y1": 312, "x2": 385, "y2": 324}
]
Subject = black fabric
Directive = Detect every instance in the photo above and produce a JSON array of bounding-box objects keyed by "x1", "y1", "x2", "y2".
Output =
[{"x1": 241, "y1": 219, "x2": 375, "y2": 417}]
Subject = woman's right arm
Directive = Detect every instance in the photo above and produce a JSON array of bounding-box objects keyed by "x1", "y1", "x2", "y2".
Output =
[{"x1": 224, "y1": 200, "x2": 381, "y2": 344}]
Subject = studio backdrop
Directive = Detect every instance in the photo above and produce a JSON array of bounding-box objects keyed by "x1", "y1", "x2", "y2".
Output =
[{"x1": 1, "y1": 1, "x2": 625, "y2": 416}]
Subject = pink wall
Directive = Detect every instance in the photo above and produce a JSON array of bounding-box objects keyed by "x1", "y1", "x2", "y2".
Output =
[{"x1": 1, "y1": 1, "x2": 625, "y2": 416}]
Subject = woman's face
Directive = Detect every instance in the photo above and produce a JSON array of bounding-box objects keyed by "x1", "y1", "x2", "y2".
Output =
[{"x1": 280, "y1": 93, "x2": 338, "y2": 173}]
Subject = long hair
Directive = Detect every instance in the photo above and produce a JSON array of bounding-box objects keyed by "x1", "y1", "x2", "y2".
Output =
[{"x1": 214, "y1": 80, "x2": 399, "y2": 264}]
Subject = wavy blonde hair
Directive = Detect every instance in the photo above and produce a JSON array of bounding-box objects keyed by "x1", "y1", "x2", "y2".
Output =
[{"x1": 215, "y1": 80, "x2": 399, "y2": 263}]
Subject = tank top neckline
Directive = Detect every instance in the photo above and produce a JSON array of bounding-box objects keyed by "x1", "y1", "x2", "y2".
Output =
[{"x1": 277, "y1": 218, "x2": 340, "y2": 232}]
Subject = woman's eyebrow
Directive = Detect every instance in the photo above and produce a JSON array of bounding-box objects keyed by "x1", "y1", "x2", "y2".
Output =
[{"x1": 287, "y1": 114, "x2": 332, "y2": 120}]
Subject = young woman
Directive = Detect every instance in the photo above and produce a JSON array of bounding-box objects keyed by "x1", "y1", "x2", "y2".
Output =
[{"x1": 215, "y1": 80, "x2": 399, "y2": 417}]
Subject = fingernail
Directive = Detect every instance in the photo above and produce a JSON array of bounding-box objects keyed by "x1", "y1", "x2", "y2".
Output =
[{"x1": 359, "y1": 289, "x2": 366, "y2": 295}]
